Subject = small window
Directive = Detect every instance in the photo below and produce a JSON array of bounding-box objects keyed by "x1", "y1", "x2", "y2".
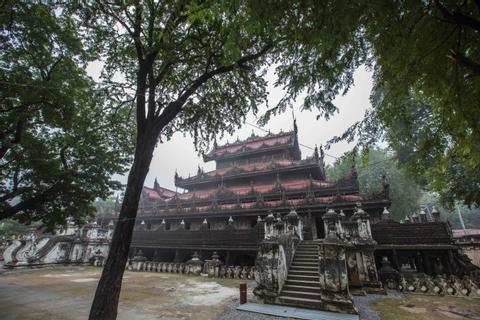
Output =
[
  {"x1": 185, "y1": 222, "x2": 191, "y2": 230},
  {"x1": 165, "y1": 222, "x2": 171, "y2": 231}
]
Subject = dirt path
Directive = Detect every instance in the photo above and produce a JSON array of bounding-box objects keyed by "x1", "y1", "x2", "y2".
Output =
[{"x1": 0, "y1": 267, "x2": 240, "y2": 320}]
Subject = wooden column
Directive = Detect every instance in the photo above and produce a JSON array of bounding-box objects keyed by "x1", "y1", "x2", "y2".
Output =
[{"x1": 392, "y1": 249, "x2": 400, "y2": 270}]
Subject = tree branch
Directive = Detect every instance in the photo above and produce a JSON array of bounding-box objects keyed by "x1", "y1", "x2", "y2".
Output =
[
  {"x1": 433, "y1": 0, "x2": 480, "y2": 32},
  {"x1": 0, "y1": 120, "x2": 23, "y2": 160},
  {"x1": 0, "y1": 181, "x2": 64, "y2": 220},
  {"x1": 447, "y1": 50, "x2": 480, "y2": 78},
  {"x1": 154, "y1": 43, "x2": 272, "y2": 130},
  {"x1": 95, "y1": 1, "x2": 145, "y2": 61}
]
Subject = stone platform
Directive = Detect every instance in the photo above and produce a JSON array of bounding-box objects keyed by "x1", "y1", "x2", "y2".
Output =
[{"x1": 237, "y1": 303, "x2": 359, "y2": 320}]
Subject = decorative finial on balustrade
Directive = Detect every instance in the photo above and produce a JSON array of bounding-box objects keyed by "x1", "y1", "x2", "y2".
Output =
[
  {"x1": 431, "y1": 206, "x2": 441, "y2": 222},
  {"x1": 382, "y1": 207, "x2": 392, "y2": 221},
  {"x1": 265, "y1": 211, "x2": 275, "y2": 223}
]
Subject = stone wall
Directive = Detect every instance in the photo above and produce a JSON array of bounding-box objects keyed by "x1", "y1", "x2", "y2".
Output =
[
  {"x1": 119, "y1": 251, "x2": 254, "y2": 279},
  {"x1": 2, "y1": 224, "x2": 111, "y2": 268},
  {"x1": 459, "y1": 244, "x2": 480, "y2": 267}
]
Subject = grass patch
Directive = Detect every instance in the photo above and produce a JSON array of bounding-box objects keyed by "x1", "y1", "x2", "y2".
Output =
[{"x1": 371, "y1": 294, "x2": 480, "y2": 320}]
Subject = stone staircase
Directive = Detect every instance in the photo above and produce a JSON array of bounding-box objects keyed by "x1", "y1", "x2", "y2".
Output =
[{"x1": 278, "y1": 240, "x2": 322, "y2": 309}]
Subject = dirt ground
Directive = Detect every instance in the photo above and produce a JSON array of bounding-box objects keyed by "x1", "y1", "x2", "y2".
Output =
[
  {"x1": 370, "y1": 294, "x2": 480, "y2": 320},
  {"x1": 2, "y1": 267, "x2": 480, "y2": 320},
  {"x1": 0, "y1": 266, "x2": 248, "y2": 320}
]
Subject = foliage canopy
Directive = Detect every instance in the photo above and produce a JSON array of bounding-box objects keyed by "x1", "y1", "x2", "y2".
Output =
[
  {"x1": 328, "y1": 1, "x2": 480, "y2": 207},
  {"x1": 0, "y1": 1, "x2": 132, "y2": 228}
]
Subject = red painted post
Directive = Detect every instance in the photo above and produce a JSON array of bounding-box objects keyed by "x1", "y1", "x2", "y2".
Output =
[{"x1": 239, "y1": 282, "x2": 247, "y2": 304}]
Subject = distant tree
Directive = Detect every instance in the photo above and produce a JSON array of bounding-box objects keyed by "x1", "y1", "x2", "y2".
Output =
[
  {"x1": 94, "y1": 196, "x2": 117, "y2": 216},
  {"x1": 0, "y1": 219, "x2": 29, "y2": 238},
  {"x1": 326, "y1": 148, "x2": 422, "y2": 220},
  {"x1": 328, "y1": 1, "x2": 480, "y2": 207},
  {"x1": 422, "y1": 192, "x2": 480, "y2": 229},
  {"x1": 0, "y1": 2, "x2": 133, "y2": 229}
]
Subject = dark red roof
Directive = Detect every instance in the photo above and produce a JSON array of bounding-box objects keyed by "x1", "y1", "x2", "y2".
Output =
[
  {"x1": 139, "y1": 193, "x2": 369, "y2": 215},
  {"x1": 177, "y1": 158, "x2": 318, "y2": 185},
  {"x1": 143, "y1": 186, "x2": 177, "y2": 200},
  {"x1": 204, "y1": 131, "x2": 295, "y2": 160},
  {"x1": 174, "y1": 178, "x2": 335, "y2": 201}
]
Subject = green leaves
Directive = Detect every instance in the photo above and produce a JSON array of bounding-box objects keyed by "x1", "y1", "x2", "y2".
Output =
[
  {"x1": 0, "y1": 1, "x2": 133, "y2": 229},
  {"x1": 326, "y1": 148, "x2": 422, "y2": 220},
  {"x1": 326, "y1": 1, "x2": 480, "y2": 207}
]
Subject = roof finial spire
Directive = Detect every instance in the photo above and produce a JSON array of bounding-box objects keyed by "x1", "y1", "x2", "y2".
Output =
[
  {"x1": 291, "y1": 108, "x2": 298, "y2": 133},
  {"x1": 154, "y1": 177, "x2": 160, "y2": 190}
]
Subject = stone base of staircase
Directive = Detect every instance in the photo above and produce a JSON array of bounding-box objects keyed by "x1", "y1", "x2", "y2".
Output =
[
  {"x1": 237, "y1": 303, "x2": 359, "y2": 320},
  {"x1": 277, "y1": 240, "x2": 358, "y2": 315}
]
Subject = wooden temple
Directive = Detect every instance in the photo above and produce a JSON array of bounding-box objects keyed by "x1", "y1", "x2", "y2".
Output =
[
  {"x1": 118, "y1": 122, "x2": 394, "y2": 265},
  {"x1": 93, "y1": 120, "x2": 480, "y2": 305}
]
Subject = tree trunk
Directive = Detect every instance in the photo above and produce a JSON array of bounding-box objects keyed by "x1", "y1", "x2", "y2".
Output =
[{"x1": 88, "y1": 125, "x2": 158, "y2": 320}]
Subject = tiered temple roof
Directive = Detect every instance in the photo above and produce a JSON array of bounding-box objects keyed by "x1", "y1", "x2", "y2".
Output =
[
  {"x1": 135, "y1": 125, "x2": 390, "y2": 219},
  {"x1": 203, "y1": 130, "x2": 300, "y2": 161},
  {"x1": 175, "y1": 157, "x2": 324, "y2": 188}
]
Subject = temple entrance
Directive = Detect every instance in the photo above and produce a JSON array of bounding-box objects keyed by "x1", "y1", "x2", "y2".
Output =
[{"x1": 315, "y1": 217, "x2": 325, "y2": 239}]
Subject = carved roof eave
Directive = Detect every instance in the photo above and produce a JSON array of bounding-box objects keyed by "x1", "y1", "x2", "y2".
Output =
[
  {"x1": 203, "y1": 140, "x2": 296, "y2": 162},
  {"x1": 133, "y1": 198, "x2": 391, "y2": 220},
  {"x1": 158, "y1": 184, "x2": 361, "y2": 208},
  {"x1": 176, "y1": 161, "x2": 321, "y2": 188},
  {"x1": 205, "y1": 131, "x2": 294, "y2": 157}
]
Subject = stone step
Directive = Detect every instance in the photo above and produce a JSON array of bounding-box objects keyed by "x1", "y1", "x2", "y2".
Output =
[
  {"x1": 292, "y1": 259, "x2": 317, "y2": 264},
  {"x1": 278, "y1": 296, "x2": 323, "y2": 309},
  {"x1": 281, "y1": 290, "x2": 321, "y2": 300},
  {"x1": 291, "y1": 260, "x2": 317, "y2": 265},
  {"x1": 288, "y1": 270, "x2": 318, "y2": 277},
  {"x1": 285, "y1": 279, "x2": 321, "y2": 288},
  {"x1": 291, "y1": 260, "x2": 318, "y2": 267},
  {"x1": 289, "y1": 265, "x2": 318, "y2": 271},
  {"x1": 287, "y1": 274, "x2": 318, "y2": 281},
  {"x1": 282, "y1": 284, "x2": 321, "y2": 294},
  {"x1": 295, "y1": 250, "x2": 318, "y2": 254},
  {"x1": 294, "y1": 254, "x2": 318, "y2": 259},
  {"x1": 297, "y1": 246, "x2": 317, "y2": 249},
  {"x1": 293, "y1": 258, "x2": 318, "y2": 263}
]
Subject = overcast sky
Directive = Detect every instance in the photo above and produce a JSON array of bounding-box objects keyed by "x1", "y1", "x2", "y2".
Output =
[{"x1": 87, "y1": 64, "x2": 373, "y2": 192}]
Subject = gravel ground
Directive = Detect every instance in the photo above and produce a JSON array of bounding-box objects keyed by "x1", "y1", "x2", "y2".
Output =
[{"x1": 353, "y1": 291, "x2": 404, "y2": 320}]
